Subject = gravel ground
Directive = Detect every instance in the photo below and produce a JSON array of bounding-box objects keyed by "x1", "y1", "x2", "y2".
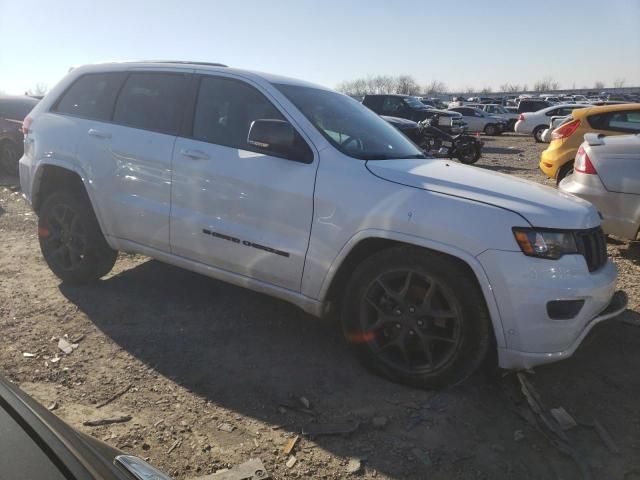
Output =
[{"x1": 1, "y1": 133, "x2": 639, "y2": 480}]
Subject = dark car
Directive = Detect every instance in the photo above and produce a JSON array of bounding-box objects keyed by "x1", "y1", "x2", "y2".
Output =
[
  {"x1": 516, "y1": 98, "x2": 551, "y2": 113},
  {"x1": 0, "y1": 95, "x2": 39, "y2": 175},
  {"x1": 362, "y1": 94, "x2": 465, "y2": 133},
  {"x1": 0, "y1": 376, "x2": 172, "y2": 479}
]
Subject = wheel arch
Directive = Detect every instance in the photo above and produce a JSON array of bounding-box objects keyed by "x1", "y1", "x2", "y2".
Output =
[{"x1": 319, "y1": 230, "x2": 506, "y2": 349}]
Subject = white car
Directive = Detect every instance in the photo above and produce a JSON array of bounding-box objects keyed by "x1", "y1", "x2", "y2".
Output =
[
  {"x1": 473, "y1": 104, "x2": 520, "y2": 131},
  {"x1": 514, "y1": 104, "x2": 589, "y2": 142},
  {"x1": 19, "y1": 61, "x2": 626, "y2": 388},
  {"x1": 560, "y1": 133, "x2": 640, "y2": 240},
  {"x1": 447, "y1": 106, "x2": 507, "y2": 135},
  {"x1": 540, "y1": 115, "x2": 571, "y2": 143}
]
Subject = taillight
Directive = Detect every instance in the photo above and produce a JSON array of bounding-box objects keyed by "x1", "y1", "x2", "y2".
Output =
[
  {"x1": 21, "y1": 116, "x2": 33, "y2": 135},
  {"x1": 518, "y1": 114, "x2": 525, "y2": 121},
  {"x1": 574, "y1": 146, "x2": 597, "y2": 174},
  {"x1": 551, "y1": 119, "x2": 581, "y2": 140}
]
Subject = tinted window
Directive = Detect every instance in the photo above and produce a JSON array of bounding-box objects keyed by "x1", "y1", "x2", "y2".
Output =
[
  {"x1": 0, "y1": 97, "x2": 39, "y2": 120},
  {"x1": 113, "y1": 73, "x2": 188, "y2": 135},
  {"x1": 589, "y1": 110, "x2": 640, "y2": 133},
  {"x1": 275, "y1": 84, "x2": 425, "y2": 160},
  {"x1": 381, "y1": 96, "x2": 406, "y2": 115},
  {"x1": 54, "y1": 73, "x2": 125, "y2": 121},
  {"x1": 192, "y1": 77, "x2": 287, "y2": 150}
]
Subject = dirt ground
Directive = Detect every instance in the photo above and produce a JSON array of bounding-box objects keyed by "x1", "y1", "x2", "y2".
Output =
[{"x1": 1, "y1": 133, "x2": 639, "y2": 480}]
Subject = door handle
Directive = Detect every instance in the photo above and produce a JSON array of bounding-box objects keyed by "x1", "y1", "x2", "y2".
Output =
[
  {"x1": 88, "y1": 128, "x2": 112, "y2": 139},
  {"x1": 180, "y1": 148, "x2": 210, "y2": 160}
]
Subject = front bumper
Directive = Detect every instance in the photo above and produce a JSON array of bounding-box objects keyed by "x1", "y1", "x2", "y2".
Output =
[{"x1": 477, "y1": 249, "x2": 625, "y2": 370}]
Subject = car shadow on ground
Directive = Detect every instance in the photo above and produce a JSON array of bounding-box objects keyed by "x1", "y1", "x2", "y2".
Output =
[
  {"x1": 478, "y1": 164, "x2": 530, "y2": 173},
  {"x1": 482, "y1": 147, "x2": 524, "y2": 155},
  {"x1": 59, "y1": 259, "x2": 640, "y2": 479}
]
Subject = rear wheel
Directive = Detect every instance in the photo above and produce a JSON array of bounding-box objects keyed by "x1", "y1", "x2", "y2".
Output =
[
  {"x1": 533, "y1": 125, "x2": 547, "y2": 143},
  {"x1": 38, "y1": 192, "x2": 117, "y2": 283},
  {"x1": 0, "y1": 141, "x2": 21, "y2": 176},
  {"x1": 483, "y1": 124, "x2": 498, "y2": 136},
  {"x1": 341, "y1": 247, "x2": 492, "y2": 389}
]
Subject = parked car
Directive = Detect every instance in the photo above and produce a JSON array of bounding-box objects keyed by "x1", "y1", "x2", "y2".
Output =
[
  {"x1": 447, "y1": 106, "x2": 507, "y2": 135},
  {"x1": 540, "y1": 103, "x2": 640, "y2": 182},
  {"x1": 516, "y1": 98, "x2": 552, "y2": 113},
  {"x1": 514, "y1": 104, "x2": 589, "y2": 142},
  {"x1": 20, "y1": 61, "x2": 627, "y2": 388},
  {"x1": 0, "y1": 375, "x2": 173, "y2": 479},
  {"x1": 362, "y1": 94, "x2": 466, "y2": 134},
  {"x1": 560, "y1": 134, "x2": 640, "y2": 240},
  {"x1": 0, "y1": 95, "x2": 39, "y2": 175},
  {"x1": 540, "y1": 115, "x2": 571, "y2": 143},
  {"x1": 474, "y1": 104, "x2": 520, "y2": 131}
]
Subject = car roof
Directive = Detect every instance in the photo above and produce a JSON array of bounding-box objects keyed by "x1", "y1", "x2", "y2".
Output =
[
  {"x1": 70, "y1": 61, "x2": 330, "y2": 91},
  {"x1": 573, "y1": 102, "x2": 640, "y2": 117}
]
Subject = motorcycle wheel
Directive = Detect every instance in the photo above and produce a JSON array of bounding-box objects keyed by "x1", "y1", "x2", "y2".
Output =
[{"x1": 457, "y1": 143, "x2": 481, "y2": 164}]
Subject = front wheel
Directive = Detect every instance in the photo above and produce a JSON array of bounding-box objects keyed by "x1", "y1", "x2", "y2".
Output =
[
  {"x1": 483, "y1": 124, "x2": 498, "y2": 136},
  {"x1": 341, "y1": 247, "x2": 492, "y2": 389},
  {"x1": 38, "y1": 192, "x2": 118, "y2": 283}
]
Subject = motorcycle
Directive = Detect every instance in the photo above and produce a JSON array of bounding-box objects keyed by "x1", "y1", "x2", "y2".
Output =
[{"x1": 418, "y1": 115, "x2": 483, "y2": 164}]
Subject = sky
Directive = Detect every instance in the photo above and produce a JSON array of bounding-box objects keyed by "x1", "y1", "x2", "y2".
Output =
[{"x1": 1, "y1": 0, "x2": 639, "y2": 95}]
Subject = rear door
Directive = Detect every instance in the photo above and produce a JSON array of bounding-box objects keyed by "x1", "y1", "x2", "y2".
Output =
[
  {"x1": 170, "y1": 74, "x2": 317, "y2": 291},
  {"x1": 72, "y1": 70, "x2": 191, "y2": 252}
]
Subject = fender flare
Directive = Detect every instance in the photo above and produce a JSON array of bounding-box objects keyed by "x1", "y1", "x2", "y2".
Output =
[
  {"x1": 317, "y1": 228, "x2": 507, "y2": 348},
  {"x1": 31, "y1": 158, "x2": 114, "y2": 248}
]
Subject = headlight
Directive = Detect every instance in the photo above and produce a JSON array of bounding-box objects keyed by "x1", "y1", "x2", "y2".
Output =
[{"x1": 512, "y1": 228, "x2": 578, "y2": 259}]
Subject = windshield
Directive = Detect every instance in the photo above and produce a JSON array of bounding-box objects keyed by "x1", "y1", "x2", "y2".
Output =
[
  {"x1": 274, "y1": 84, "x2": 426, "y2": 160},
  {"x1": 403, "y1": 96, "x2": 426, "y2": 109}
]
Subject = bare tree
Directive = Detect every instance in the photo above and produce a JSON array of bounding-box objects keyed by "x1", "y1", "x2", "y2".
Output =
[
  {"x1": 613, "y1": 78, "x2": 626, "y2": 88},
  {"x1": 499, "y1": 83, "x2": 522, "y2": 93},
  {"x1": 594, "y1": 81, "x2": 605, "y2": 90},
  {"x1": 27, "y1": 83, "x2": 48, "y2": 96},
  {"x1": 395, "y1": 75, "x2": 420, "y2": 95},
  {"x1": 480, "y1": 86, "x2": 493, "y2": 94},
  {"x1": 423, "y1": 80, "x2": 448, "y2": 95},
  {"x1": 533, "y1": 77, "x2": 559, "y2": 92}
]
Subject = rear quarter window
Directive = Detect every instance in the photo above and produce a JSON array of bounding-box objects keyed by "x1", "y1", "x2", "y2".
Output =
[
  {"x1": 53, "y1": 72, "x2": 126, "y2": 121},
  {"x1": 0, "y1": 98, "x2": 39, "y2": 120},
  {"x1": 588, "y1": 110, "x2": 640, "y2": 133}
]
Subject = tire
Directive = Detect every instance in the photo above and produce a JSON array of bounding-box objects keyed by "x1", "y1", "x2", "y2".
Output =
[
  {"x1": 456, "y1": 142, "x2": 481, "y2": 164},
  {"x1": 0, "y1": 141, "x2": 21, "y2": 176},
  {"x1": 533, "y1": 125, "x2": 547, "y2": 143},
  {"x1": 341, "y1": 246, "x2": 492, "y2": 389},
  {"x1": 38, "y1": 191, "x2": 117, "y2": 283},
  {"x1": 483, "y1": 124, "x2": 498, "y2": 136},
  {"x1": 555, "y1": 161, "x2": 574, "y2": 185}
]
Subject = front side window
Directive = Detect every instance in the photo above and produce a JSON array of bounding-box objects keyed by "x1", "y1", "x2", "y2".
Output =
[
  {"x1": 192, "y1": 76, "x2": 287, "y2": 149},
  {"x1": 274, "y1": 84, "x2": 426, "y2": 160},
  {"x1": 381, "y1": 96, "x2": 405, "y2": 115},
  {"x1": 54, "y1": 72, "x2": 125, "y2": 121},
  {"x1": 113, "y1": 73, "x2": 189, "y2": 135}
]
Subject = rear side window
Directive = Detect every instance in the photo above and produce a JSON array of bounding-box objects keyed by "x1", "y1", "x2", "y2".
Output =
[
  {"x1": 54, "y1": 73, "x2": 125, "y2": 121},
  {"x1": 588, "y1": 110, "x2": 640, "y2": 133},
  {"x1": 113, "y1": 73, "x2": 189, "y2": 135},
  {"x1": 192, "y1": 76, "x2": 286, "y2": 148}
]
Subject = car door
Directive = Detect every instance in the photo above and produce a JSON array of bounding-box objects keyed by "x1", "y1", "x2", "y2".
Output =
[
  {"x1": 170, "y1": 75, "x2": 317, "y2": 291},
  {"x1": 98, "y1": 71, "x2": 191, "y2": 251},
  {"x1": 458, "y1": 108, "x2": 482, "y2": 131}
]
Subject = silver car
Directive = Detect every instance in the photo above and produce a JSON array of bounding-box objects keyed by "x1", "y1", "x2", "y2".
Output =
[{"x1": 560, "y1": 133, "x2": 640, "y2": 240}]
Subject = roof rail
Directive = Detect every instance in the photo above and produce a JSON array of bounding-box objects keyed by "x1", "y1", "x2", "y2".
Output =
[{"x1": 125, "y1": 60, "x2": 228, "y2": 68}]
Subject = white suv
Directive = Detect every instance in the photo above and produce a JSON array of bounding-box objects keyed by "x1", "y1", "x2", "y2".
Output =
[{"x1": 19, "y1": 62, "x2": 627, "y2": 389}]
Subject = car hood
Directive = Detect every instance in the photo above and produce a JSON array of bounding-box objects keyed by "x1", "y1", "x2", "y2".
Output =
[{"x1": 366, "y1": 158, "x2": 601, "y2": 229}]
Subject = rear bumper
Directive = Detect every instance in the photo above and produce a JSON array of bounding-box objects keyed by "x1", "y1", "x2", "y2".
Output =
[
  {"x1": 539, "y1": 146, "x2": 574, "y2": 179},
  {"x1": 560, "y1": 175, "x2": 639, "y2": 240},
  {"x1": 498, "y1": 290, "x2": 628, "y2": 369},
  {"x1": 477, "y1": 249, "x2": 622, "y2": 370}
]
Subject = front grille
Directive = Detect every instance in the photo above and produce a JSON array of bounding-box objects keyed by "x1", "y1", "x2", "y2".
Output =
[{"x1": 574, "y1": 227, "x2": 607, "y2": 272}]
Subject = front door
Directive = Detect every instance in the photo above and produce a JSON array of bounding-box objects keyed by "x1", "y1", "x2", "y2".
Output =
[{"x1": 170, "y1": 75, "x2": 317, "y2": 291}]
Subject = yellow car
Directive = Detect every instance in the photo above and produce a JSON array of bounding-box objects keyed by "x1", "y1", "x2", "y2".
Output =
[{"x1": 539, "y1": 103, "x2": 640, "y2": 183}]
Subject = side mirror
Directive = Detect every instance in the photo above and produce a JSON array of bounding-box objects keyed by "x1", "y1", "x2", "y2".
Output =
[
  {"x1": 247, "y1": 119, "x2": 313, "y2": 163},
  {"x1": 247, "y1": 119, "x2": 295, "y2": 155}
]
